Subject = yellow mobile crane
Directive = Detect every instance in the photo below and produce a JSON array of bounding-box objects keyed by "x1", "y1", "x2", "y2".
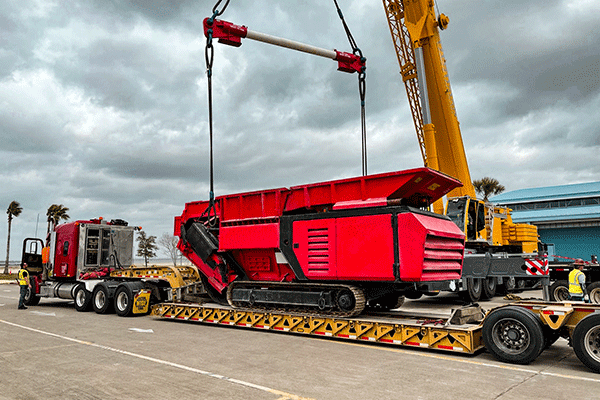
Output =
[{"x1": 383, "y1": 0, "x2": 547, "y2": 301}]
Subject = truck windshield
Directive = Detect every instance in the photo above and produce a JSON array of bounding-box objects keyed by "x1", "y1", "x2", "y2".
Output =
[{"x1": 446, "y1": 198, "x2": 467, "y2": 231}]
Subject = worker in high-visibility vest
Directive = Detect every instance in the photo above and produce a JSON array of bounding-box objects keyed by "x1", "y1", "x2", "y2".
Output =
[
  {"x1": 568, "y1": 259, "x2": 588, "y2": 302},
  {"x1": 17, "y1": 263, "x2": 31, "y2": 310}
]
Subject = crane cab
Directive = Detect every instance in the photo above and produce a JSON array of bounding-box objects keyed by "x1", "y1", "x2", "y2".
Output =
[{"x1": 446, "y1": 196, "x2": 487, "y2": 244}]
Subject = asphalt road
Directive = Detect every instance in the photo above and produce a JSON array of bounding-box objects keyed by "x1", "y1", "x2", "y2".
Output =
[{"x1": 1, "y1": 284, "x2": 600, "y2": 400}]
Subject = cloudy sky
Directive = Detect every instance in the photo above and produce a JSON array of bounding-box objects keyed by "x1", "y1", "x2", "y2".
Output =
[{"x1": 1, "y1": 0, "x2": 599, "y2": 261}]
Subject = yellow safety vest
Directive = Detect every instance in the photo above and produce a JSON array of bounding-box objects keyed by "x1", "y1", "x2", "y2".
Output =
[
  {"x1": 18, "y1": 269, "x2": 29, "y2": 286},
  {"x1": 569, "y1": 269, "x2": 584, "y2": 294}
]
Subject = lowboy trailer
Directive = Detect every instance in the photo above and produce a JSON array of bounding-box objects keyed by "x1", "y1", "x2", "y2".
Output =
[{"x1": 152, "y1": 299, "x2": 600, "y2": 373}]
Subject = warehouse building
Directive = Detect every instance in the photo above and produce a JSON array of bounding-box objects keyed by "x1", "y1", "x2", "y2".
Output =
[{"x1": 490, "y1": 181, "x2": 600, "y2": 262}]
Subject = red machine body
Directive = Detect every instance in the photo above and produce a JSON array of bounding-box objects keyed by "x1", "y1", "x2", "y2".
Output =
[{"x1": 176, "y1": 167, "x2": 465, "y2": 302}]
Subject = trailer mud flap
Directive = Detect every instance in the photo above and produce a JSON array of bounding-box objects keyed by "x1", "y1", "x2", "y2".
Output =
[{"x1": 133, "y1": 289, "x2": 151, "y2": 314}]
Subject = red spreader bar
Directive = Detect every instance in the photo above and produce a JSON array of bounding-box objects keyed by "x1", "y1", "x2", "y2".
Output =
[{"x1": 203, "y1": 18, "x2": 366, "y2": 74}]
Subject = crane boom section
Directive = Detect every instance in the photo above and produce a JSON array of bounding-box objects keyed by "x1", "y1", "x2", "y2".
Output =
[{"x1": 384, "y1": 0, "x2": 475, "y2": 199}]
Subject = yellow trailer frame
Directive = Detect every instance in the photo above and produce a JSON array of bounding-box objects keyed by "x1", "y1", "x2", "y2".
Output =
[
  {"x1": 152, "y1": 302, "x2": 485, "y2": 353},
  {"x1": 151, "y1": 300, "x2": 600, "y2": 373}
]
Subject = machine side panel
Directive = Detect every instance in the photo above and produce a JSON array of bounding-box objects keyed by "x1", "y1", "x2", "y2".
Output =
[
  {"x1": 335, "y1": 214, "x2": 395, "y2": 281},
  {"x1": 292, "y1": 219, "x2": 337, "y2": 279},
  {"x1": 398, "y1": 213, "x2": 464, "y2": 281},
  {"x1": 219, "y1": 223, "x2": 280, "y2": 250}
]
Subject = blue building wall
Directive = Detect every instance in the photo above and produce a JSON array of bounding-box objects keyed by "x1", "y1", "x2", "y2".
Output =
[{"x1": 538, "y1": 227, "x2": 600, "y2": 261}]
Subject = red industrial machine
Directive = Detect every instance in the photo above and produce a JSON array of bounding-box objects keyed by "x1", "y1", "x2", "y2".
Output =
[{"x1": 176, "y1": 167, "x2": 465, "y2": 316}]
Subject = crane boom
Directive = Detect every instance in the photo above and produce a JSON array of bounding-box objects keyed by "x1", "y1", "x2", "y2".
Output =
[
  {"x1": 383, "y1": 0, "x2": 474, "y2": 199},
  {"x1": 383, "y1": 0, "x2": 539, "y2": 254}
]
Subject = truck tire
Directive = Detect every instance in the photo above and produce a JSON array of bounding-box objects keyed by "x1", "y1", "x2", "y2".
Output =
[
  {"x1": 587, "y1": 282, "x2": 600, "y2": 304},
  {"x1": 572, "y1": 313, "x2": 600, "y2": 373},
  {"x1": 459, "y1": 278, "x2": 482, "y2": 302},
  {"x1": 114, "y1": 282, "x2": 145, "y2": 317},
  {"x1": 482, "y1": 306, "x2": 545, "y2": 365},
  {"x1": 481, "y1": 277, "x2": 497, "y2": 300},
  {"x1": 23, "y1": 279, "x2": 41, "y2": 306},
  {"x1": 549, "y1": 280, "x2": 569, "y2": 302},
  {"x1": 74, "y1": 285, "x2": 92, "y2": 312},
  {"x1": 92, "y1": 283, "x2": 114, "y2": 314}
]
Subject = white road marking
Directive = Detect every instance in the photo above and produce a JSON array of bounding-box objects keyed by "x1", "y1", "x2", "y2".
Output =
[
  {"x1": 129, "y1": 328, "x2": 154, "y2": 333},
  {"x1": 30, "y1": 311, "x2": 56, "y2": 316},
  {"x1": 335, "y1": 340, "x2": 600, "y2": 383},
  {"x1": 0, "y1": 319, "x2": 313, "y2": 400}
]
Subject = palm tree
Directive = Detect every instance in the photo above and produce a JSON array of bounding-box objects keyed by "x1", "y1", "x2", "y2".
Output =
[
  {"x1": 46, "y1": 204, "x2": 70, "y2": 234},
  {"x1": 473, "y1": 177, "x2": 506, "y2": 202},
  {"x1": 5, "y1": 201, "x2": 23, "y2": 274}
]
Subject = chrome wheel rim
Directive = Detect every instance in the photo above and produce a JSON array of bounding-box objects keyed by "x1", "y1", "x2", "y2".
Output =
[
  {"x1": 584, "y1": 325, "x2": 600, "y2": 363},
  {"x1": 116, "y1": 291, "x2": 128, "y2": 312}
]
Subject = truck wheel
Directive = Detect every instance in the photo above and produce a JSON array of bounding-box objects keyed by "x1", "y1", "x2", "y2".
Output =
[
  {"x1": 481, "y1": 277, "x2": 497, "y2": 300},
  {"x1": 549, "y1": 280, "x2": 569, "y2": 302},
  {"x1": 114, "y1": 282, "x2": 145, "y2": 317},
  {"x1": 572, "y1": 314, "x2": 600, "y2": 373},
  {"x1": 23, "y1": 279, "x2": 41, "y2": 306},
  {"x1": 503, "y1": 277, "x2": 516, "y2": 291},
  {"x1": 460, "y1": 278, "x2": 482, "y2": 302},
  {"x1": 92, "y1": 283, "x2": 114, "y2": 314},
  {"x1": 74, "y1": 285, "x2": 92, "y2": 312},
  {"x1": 587, "y1": 282, "x2": 600, "y2": 304},
  {"x1": 482, "y1": 306, "x2": 545, "y2": 365}
]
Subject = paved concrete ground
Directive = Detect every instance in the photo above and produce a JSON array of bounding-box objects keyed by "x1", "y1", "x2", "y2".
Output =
[{"x1": 1, "y1": 285, "x2": 600, "y2": 400}]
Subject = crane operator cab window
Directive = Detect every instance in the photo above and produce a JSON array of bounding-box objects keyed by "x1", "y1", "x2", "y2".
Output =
[{"x1": 447, "y1": 197, "x2": 486, "y2": 241}]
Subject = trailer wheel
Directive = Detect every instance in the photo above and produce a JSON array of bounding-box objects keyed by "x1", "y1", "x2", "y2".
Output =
[
  {"x1": 549, "y1": 280, "x2": 569, "y2": 302},
  {"x1": 482, "y1": 306, "x2": 545, "y2": 364},
  {"x1": 587, "y1": 282, "x2": 600, "y2": 304},
  {"x1": 74, "y1": 285, "x2": 92, "y2": 312},
  {"x1": 92, "y1": 283, "x2": 114, "y2": 314},
  {"x1": 481, "y1": 277, "x2": 497, "y2": 300},
  {"x1": 460, "y1": 278, "x2": 482, "y2": 302},
  {"x1": 23, "y1": 279, "x2": 40, "y2": 306},
  {"x1": 572, "y1": 314, "x2": 600, "y2": 373}
]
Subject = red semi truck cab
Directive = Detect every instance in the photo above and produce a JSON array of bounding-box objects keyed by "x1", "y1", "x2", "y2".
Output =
[
  {"x1": 45, "y1": 218, "x2": 136, "y2": 279},
  {"x1": 21, "y1": 218, "x2": 139, "y2": 306}
]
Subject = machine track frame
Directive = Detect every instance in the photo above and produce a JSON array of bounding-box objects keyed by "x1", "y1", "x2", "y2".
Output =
[{"x1": 226, "y1": 281, "x2": 366, "y2": 317}]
